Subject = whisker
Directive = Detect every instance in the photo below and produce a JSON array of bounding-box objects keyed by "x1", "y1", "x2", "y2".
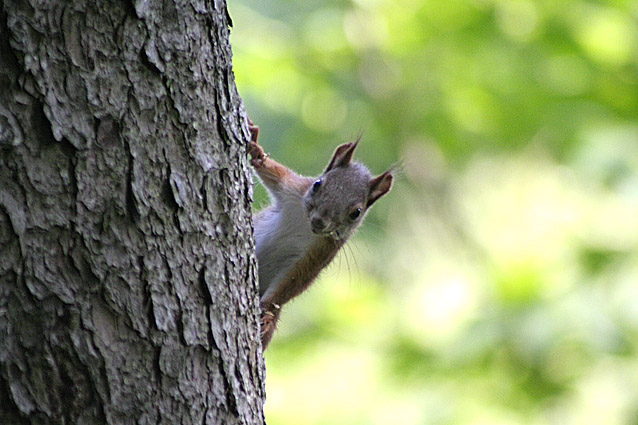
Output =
[
  {"x1": 343, "y1": 240, "x2": 352, "y2": 285},
  {"x1": 353, "y1": 232, "x2": 383, "y2": 255},
  {"x1": 356, "y1": 226, "x2": 384, "y2": 243},
  {"x1": 337, "y1": 241, "x2": 352, "y2": 299},
  {"x1": 343, "y1": 239, "x2": 360, "y2": 289}
]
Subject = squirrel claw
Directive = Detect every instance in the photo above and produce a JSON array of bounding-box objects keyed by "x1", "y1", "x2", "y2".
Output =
[
  {"x1": 259, "y1": 302, "x2": 281, "y2": 337},
  {"x1": 246, "y1": 119, "x2": 270, "y2": 167},
  {"x1": 260, "y1": 313, "x2": 275, "y2": 336},
  {"x1": 248, "y1": 119, "x2": 259, "y2": 143},
  {"x1": 248, "y1": 141, "x2": 268, "y2": 167}
]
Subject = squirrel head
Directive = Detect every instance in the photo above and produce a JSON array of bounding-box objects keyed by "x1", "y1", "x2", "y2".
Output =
[{"x1": 303, "y1": 138, "x2": 393, "y2": 241}]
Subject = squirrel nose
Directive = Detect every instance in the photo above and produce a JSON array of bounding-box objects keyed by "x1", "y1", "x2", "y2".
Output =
[{"x1": 311, "y1": 217, "x2": 326, "y2": 232}]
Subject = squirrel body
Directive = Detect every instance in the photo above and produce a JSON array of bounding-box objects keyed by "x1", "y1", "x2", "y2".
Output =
[
  {"x1": 253, "y1": 176, "x2": 315, "y2": 299},
  {"x1": 247, "y1": 122, "x2": 392, "y2": 349}
]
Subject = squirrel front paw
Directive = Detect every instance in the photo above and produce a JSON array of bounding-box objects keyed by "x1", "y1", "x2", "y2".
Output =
[
  {"x1": 248, "y1": 142, "x2": 269, "y2": 167},
  {"x1": 260, "y1": 302, "x2": 280, "y2": 347},
  {"x1": 248, "y1": 120, "x2": 259, "y2": 143},
  {"x1": 246, "y1": 120, "x2": 269, "y2": 167},
  {"x1": 260, "y1": 310, "x2": 276, "y2": 336}
]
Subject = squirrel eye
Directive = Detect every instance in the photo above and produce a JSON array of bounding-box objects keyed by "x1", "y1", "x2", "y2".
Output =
[
  {"x1": 349, "y1": 208, "x2": 361, "y2": 220},
  {"x1": 312, "y1": 179, "x2": 322, "y2": 193}
]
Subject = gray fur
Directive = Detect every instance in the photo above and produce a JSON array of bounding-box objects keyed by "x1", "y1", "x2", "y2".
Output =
[
  {"x1": 254, "y1": 152, "x2": 391, "y2": 298},
  {"x1": 303, "y1": 161, "x2": 373, "y2": 240},
  {"x1": 254, "y1": 181, "x2": 316, "y2": 297}
]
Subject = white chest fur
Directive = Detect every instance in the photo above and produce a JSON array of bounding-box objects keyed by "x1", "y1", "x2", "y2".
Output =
[{"x1": 254, "y1": 190, "x2": 316, "y2": 298}]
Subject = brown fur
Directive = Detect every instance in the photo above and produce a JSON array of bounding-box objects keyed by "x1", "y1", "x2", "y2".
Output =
[{"x1": 259, "y1": 236, "x2": 343, "y2": 346}]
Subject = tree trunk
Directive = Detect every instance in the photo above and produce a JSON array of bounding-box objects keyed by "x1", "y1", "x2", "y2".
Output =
[{"x1": 0, "y1": 0, "x2": 264, "y2": 424}]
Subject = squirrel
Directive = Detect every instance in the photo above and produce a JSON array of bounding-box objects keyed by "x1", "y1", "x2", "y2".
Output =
[{"x1": 247, "y1": 121, "x2": 393, "y2": 349}]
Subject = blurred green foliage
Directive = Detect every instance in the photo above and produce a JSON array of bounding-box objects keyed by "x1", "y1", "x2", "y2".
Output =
[{"x1": 229, "y1": 0, "x2": 638, "y2": 423}]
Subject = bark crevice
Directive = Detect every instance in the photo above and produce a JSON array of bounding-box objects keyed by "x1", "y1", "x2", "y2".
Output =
[{"x1": 1, "y1": 0, "x2": 265, "y2": 423}]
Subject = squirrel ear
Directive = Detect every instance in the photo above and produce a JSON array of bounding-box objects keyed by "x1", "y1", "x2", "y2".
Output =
[
  {"x1": 324, "y1": 138, "x2": 360, "y2": 172},
  {"x1": 367, "y1": 170, "x2": 393, "y2": 208}
]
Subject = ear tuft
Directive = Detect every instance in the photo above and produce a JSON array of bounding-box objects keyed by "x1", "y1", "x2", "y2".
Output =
[
  {"x1": 367, "y1": 170, "x2": 393, "y2": 207},
  {"x1": 324, "y1": 137, "x2": 360, "y2": 172}
]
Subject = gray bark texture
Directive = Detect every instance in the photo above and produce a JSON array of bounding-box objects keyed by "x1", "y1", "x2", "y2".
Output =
[{"x1": 0, "y1": 0, "x2": 265, "y2": 424}]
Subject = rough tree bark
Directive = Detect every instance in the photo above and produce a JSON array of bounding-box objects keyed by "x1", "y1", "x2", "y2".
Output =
[{"x1": 0, "y1": 0, "x2": 265, "y2": 424}]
